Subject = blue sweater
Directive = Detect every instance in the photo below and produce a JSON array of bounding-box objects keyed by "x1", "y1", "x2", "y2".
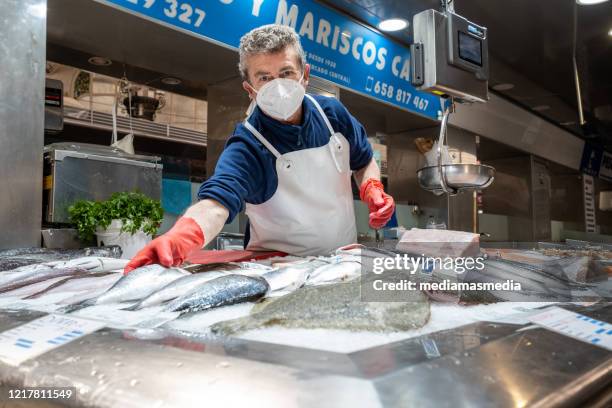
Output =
[{"x1": 198, "y1": 94, "x2": 373, "y2": 223}]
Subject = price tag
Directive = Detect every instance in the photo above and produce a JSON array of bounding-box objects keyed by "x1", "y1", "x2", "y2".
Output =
[
  {"x1": 528, "y1": 307, "x2": 612, "y2": 351},
  {"x1": 0, "y1": 314, "x2": 106, "y2": 366}
]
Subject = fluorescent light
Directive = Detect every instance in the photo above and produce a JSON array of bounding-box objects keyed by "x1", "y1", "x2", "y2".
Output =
[
  {"x1": 609, "y1": 28, "x2": 612, "y2": 36},
  {"x1": 161, "y1": 77, "x2": 182, "y2": 85},
  {"x1": 532, "y1": 105, "x2": 551, "y2": 111},
  {"x1": 576, "y1": 0, "x2": 609, "y2": 5},
  {"x1": 491, "y1": 83, "x2": 514, "y2": 91},
  {"x1": 88, "y1": 56, "x2": 112, "y2": 66},
  {"x1": 378, "y1": 19, "x2": 408, "y2": 32}
]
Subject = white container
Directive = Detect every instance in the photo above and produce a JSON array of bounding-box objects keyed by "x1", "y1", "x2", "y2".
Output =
[{"x1": 95, "y1": 220, "x2": 152, "y2": 259}]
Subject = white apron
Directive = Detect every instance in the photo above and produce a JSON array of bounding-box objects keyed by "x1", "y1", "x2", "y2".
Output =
[{"x1": 244, "y1": 94, "x2": 357, "y2": 256}]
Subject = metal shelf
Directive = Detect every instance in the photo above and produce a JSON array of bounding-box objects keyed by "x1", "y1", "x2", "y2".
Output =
[{"x1": 63, "y1": 106, "x2": 207, "y2": 147}]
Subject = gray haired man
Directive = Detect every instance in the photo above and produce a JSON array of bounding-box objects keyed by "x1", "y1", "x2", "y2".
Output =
[{"x1": 125, "y1": 24, "x2": 395, "y2": 272}]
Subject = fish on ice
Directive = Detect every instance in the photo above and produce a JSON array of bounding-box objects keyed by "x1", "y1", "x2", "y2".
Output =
[
  {"x1": 124, "y1": 271, "x2": 228, "y2": 310},
  {"x1": 164, "y1": 274, "x2": 269, "y2": 315},
  {"x1": 61, "y1": 265, "x2": 189, "y2": 312},
  {"x1": 211, "y1": 280, "x2": 430, "y2": 335}
]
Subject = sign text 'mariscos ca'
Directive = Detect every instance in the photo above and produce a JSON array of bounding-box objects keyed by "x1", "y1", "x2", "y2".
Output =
[{"x1": 99, "y1": 0, "x2": 444, "y2": 119}]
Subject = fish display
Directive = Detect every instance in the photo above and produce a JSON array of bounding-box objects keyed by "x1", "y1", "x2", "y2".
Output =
[
  {"x1": 62, "y1": 265, "x2": 189, "y2": 312},
  {"x1": 0, "y1": 267, "x2": 91, "y2": 294},
  {"x1": 57, "y1": 274, "x2": 125, "y2": 305},
  {"x1": 0, "y1": 246, "x2": 122, "y2": 259},
  {"x1": 305, "y1": 261, "x2": 361, "y2": 286},
  {"x1": 0, "y1": 257, "x2": 128, "y2": 294},
  {"x1": 261, "y1": 264, "x2": 313, "y2": 292},
  {"x1": 0, "y1": 258, "x2": 43, "y2": 272},
  {"x1": 124, "y1": 271, "x2": 227, "y2": 310},
  {"x1": 210, "y1": 280, "x2": 430, "y2": 335},
  {"x1": 2, "y1": 276, "x2": 75, "y2": 298},
  {"x1": 462, "y1": 259, "x2": 591, "y2": 302},
  {"x1": 0, "y1": 246, "x2": 123, "y2": 274},
  {"x1": 24, "y1": 272, "x2": 117, "y2": 300},
  {"x1": 164, "y1": 274, "x2": 269, "y2": 315}
]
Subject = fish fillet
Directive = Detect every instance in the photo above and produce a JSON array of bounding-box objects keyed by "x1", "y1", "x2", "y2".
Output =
[{"x1": 211, "y1": 281, "x2": 430, "y2": 335}]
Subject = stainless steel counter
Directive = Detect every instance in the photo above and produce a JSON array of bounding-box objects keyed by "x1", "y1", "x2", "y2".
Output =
[{"x1": 0, "y1": 304, "x2": 610, "y2": 407}]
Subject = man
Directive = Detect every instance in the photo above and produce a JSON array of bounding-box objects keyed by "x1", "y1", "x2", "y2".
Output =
[{"x1": 125, "y1": 24, "x2": 395, "y2": 273}]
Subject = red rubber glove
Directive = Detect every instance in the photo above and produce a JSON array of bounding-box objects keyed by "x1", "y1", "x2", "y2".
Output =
[
  {"x1": 359, "y1": 178, "x2": 396, "y2": 229},
  {"x1": 123, "y1": 217, "x2": 205, "y2": 274}
]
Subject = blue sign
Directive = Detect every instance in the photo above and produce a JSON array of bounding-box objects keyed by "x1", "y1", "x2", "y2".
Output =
[{"x1": 97, "y1": 0, "x2": 444, "y2": 120}]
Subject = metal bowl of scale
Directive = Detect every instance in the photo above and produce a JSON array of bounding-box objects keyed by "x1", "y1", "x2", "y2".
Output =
[{"x1": 417, "y1": 164, "x2": 496, "y2": 194}]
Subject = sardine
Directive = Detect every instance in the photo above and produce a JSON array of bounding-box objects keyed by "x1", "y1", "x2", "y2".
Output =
[
  {"x1": 124, "y1": 271, "x2": 227, "y2": 310},
  {"x1": 164, "y1": 274, "x2": 269, "y2": 315},
  {"x1": 211, "y1": 280, "x2": 430, "y2": 335},
  {"x1": 305, "y1": 261, "x2": 361, "y2": 286},
  {"x1": 62, "y1": 265, "x2": 189, "y2": 312}
]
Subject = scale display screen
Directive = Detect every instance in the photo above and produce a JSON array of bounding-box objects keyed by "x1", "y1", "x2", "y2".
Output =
[{"x1": 458, "y1": 31, "x2": 482, "y2": 67}]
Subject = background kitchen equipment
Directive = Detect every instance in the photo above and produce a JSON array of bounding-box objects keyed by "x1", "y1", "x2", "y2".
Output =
[
  {"x1": 417, "y1": 106, "x2": 495, "y2": 195},
  {"x1": 44, "y1": 78, "x2": 64, "y2": 134},
  {"x1": 43, "y1": 142, "x2": 162, "y2": 224}
]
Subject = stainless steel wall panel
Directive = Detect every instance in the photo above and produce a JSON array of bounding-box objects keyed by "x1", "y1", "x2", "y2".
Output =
[
  {"x1": 451, "y1": 93, "x2": 584, "y2": 170},
  {"x1": 0, "y1": 0, "x2": 47, "y2": 248},
  {"x1": 531, "y1": 158, "x2": 552, "y2": 241}
]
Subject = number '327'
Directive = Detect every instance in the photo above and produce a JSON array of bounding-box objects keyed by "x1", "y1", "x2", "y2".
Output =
[{"x1": 126, "y1": 0, "x2": 206, "y2": 28}]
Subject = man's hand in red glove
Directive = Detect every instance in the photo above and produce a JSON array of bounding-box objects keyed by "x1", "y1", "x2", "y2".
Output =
[
  {"x1": 359, "y1": 178, "x2": 396, "y2": 229},
  {"x1": 123, "y1": 217, "x2": 204, "y2": 274}
]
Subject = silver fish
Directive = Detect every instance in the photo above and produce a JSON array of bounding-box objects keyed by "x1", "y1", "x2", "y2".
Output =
[
  {"x1": 3, "y1": 276, "x2": 73, "y2": 298},
  {"x1": 57, "y1": 274, "x2": 124, "y2": 305},
  {"x1": 0, "y1": 267, "x2": 91, "y2": 294},
  {"x1": 261, "y1": 265, "x2": 312, "y2": 292},
  {"x1": 0, "y1": 246, "x2": 122, "y2": 261},
  {"x1": 164, "y1": 274, "x2": 269, "y2": 315},
  {"x1": 0, "y1": 258, "x2": 41, "y2": 272},
  {"x1": 62, "y1": 265, "x2": 189, "y2": 312},
  {"x1": 211, "y1": 280, "x2": 430, "y2": 335},
  {"x1": 0, "y1": 257, "x2": 127, "y2": 290},
  {"x1": 124, "y1": 271, "x2": 227, "y2": 310},
  {"x1": 24, "y1": 272, "x2": 117, "y2": 300},
  {"x1": 305, "y1": 261, "x2": 361, "y2": 286}
]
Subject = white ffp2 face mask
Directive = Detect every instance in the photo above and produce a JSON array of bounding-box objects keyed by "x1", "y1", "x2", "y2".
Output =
[{"x1": 253, "y1": 76, "x2": 306, "y2": 121}]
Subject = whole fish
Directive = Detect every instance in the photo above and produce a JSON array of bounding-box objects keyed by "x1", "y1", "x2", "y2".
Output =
[
  {"x1": 0, "y1": 267, "x2": 91, "y2": 294},
  {"x1": 0, "y1": 246, "x2": 122, "y2": 261},
  {"x1": 261, "y1": 264, "x2": 312, "y2": 292},
  {"x1": 24, "y1": 272, "x2": 117, "y2": 300},
  {"x1": 211, "y1": 280, "x2": 430, "y2": 335},
  {"x1": 336, "y1": 244, "x2": 398, "y2": 260},
  {"x1": 124, "y1": 271, "x2": 227, "y2": 310},
  {"x1": 57, "y1": 274, "x2": 125, "y2": 305},
  {"x1": 62, "y1": 265, "x2": 189, "y2": 312},
  {"x1": 305, "y1": 261, "x2": 361, "y2": 286},
  {"x1": 164, "y1": 274, "x2": 269, "y2": 315},
  {"x1": 3, "y1": 276, "x2": 74, "y2": 298},
  {"x1": 0, "y1": 263, "x2": 57, "y2": 287},
  {"x1": 0, "y1": 257, "x2": 127, "y2": 291},
  {"x1": 0, "y1": 258, "x2": 41, "y2": 272}
]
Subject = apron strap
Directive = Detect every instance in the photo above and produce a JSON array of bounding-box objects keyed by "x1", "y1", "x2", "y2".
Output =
[
  {"x1": 243, "y1": 120, "x2": 282, "y2": 159},
  {"x1": 305, "y1": 94, "x2": 335, "y2": 136}
]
